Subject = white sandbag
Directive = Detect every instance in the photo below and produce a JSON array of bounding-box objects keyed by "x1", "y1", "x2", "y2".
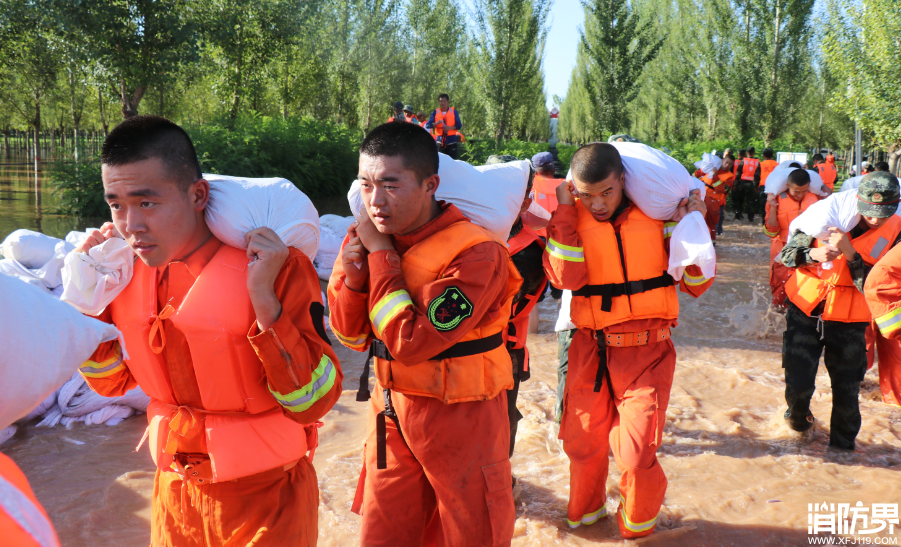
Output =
[
  {"x1": 693, "y1": 152, "x2": 722, "y2": 177},
  {"x1": 21, "y1": 391, "x2": 59, "y2": 422},
  {"x1": 37, "y1": 371, "x2": 149, "y2": 428},
  {"x1": 789, "y1": 189, "x2": 861, "y2": 241},
  {"x1": 764, "y1": 168, "x2": 828, "y2": 197},
  {"x1": 0, "y1": 229, "x2": 62, "y2": 268},
  {"x1": 0, "y1": 239, "x2": 73, "y2": 292},
  {"x1": 0, "y1": 425, "x2": 15, "y2": 446},
  {"x1": 668, "y1": 211, "x2": 716, "y2": 280},
  {"x1": 319, "y1": 214, "x2": 355, "y2": 237},
  {"x1": 555, "y1": 290, "x2": 576, "y2": 332},
  {"x1": 204, "y1": 173, "x2": 320, "y2": 260},
  {"x1": 522, "y1": 201, "x2": 551, "y2": 231},
  {"x1": 0, "y1": 275, "x2": 122, "y2": 431},
  {"x1": 65, "y1": 228, "x2": 99, "y2": 248},
  {"x1": 347, "y1": 154, "x2": 530, "y2": 241},
  {"x1": 840, "y1": 176, "x2": 865, "y2": 193},
  {"x1": 0, "y1": 258, "x2": 46, "y2": 291},
  {"x1": 60, "y1": 237, "x2": 135, "y2": 316},
  {"x1": 314, "y1": 227, "x2": 344, "y2": 281}
]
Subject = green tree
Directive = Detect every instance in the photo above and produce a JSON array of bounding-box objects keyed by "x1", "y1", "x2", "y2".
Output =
[{"x1": 579, "y1": 0, "x2": 663, "y2": 135}]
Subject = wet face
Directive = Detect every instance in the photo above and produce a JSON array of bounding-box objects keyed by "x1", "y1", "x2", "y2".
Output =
[
  {"x1": 573, "y1": 171, "x2": 625, "y2": 222},
  {"x1": 786, "y1": 183, "x2": 809, "y2": 201},
  {"x1": 103, "y1": 157, "x2": 209, "y2": 268},
  {"x1": 862, "y1": 216, "x2": 892, "y2": 229},
  {"x1": 358, "y1": 153, "x2": 438, "y2": 235},
  {"x1": 439, "y1": 97, "x2": 449, "y2": 110}
]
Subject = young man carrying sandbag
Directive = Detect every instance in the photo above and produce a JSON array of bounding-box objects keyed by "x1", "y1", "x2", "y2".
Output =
[
  {"x1": 763, "y1": 169, "x2": 818, "y2": 311},
  {"x1": 780, "y1": 172, "x2": 901, "y2": 449},
  {"x1": 328, "y1": 122, "x2": 520, "y2": 546},
  {"x1": 698, "y1": 154, "x2": 735, "y2": 241},
  {"x1": 73, "y1": 116, "x2": 343, "y2": 546},
  {"x1": 543, "y1": 143, "x2": 714, "y2": 538}
]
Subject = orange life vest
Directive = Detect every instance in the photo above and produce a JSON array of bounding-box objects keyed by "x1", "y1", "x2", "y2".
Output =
[
  {"x1": 0, "y1": 453, "x2": 60, "y2": 547},
  {"x1": 532, "y1": 173, "x2": 560, "y2": 237},
  {"x1": 703, "y1": 171, "x2": 732, "y2": 206},
  {"x1": 760, "y1": 159, "x2": 779, "y2": 187},
  {"x1": 112, "y1": 244, "x2": 324, "y2": 483},
  {"x1": 570, "y1": 201, "x2": 680, "y2": 330},
  {"x1": 372, "y1": 220, "x2": 522, "y2": 404},
  {"x1": 431, "y1": 107, "x2": 459, "y2": 138},
  {"x1": 769, "y1": 191, "x2": 819, "y2": 261},
  {"x1": 505, "y1": 225, "x2": 547, "y2": 373},
  {"x1": 816, "y1": 163, "x2": 838, "y2": 190},
  {"x1": 785, "y1": 216, "x2": 901, "y2": 322},
  {"x1": 388, "y1": 115, "x2": 418, "y2": 124},
  {"x1": 741, "y1": 158, "x2": 760, "y2": 181}
]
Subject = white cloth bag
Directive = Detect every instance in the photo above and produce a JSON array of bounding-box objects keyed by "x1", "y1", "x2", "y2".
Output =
[
  {"x1": 765, "y1": 168, "x2": 829, "y2": 197},
  {"x1": 60, "y1": 238, "x2": 135, "y2": 316},
  {"x1": 566, "y1": 143, "x2": 714, "y2": 281},
  {"x1": 348, "y1": 154, "x2": 530, "y2": 241},
  {"x1": 204, "y1": 173, "x2": 320, "y2": 260},
  {"x1": 788, "y1": 189, "x2": 863, "y2": 270},
  {"x1": 0, "y1": 229, "x2": 64, "y2": 269},
  {"x1": 840, "y1": 176, "x2": 865, "y2": 193},
  {"x1": 0, "y1": 275, "x2": 122, "y2": 430},
  {"x1": 693, "y1": 152, "x2": 722, "y2": 177}
]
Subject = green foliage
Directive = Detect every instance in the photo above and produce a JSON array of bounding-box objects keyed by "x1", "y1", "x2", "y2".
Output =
[
  {"x1": 188, "y1": 115, "x2": 360, "y2": 198},
  {"x1": 48, "y1": 158, "x2": 110, "y2": 219}
]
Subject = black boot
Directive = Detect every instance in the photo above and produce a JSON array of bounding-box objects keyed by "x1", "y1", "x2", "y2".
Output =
[{"x1": 784, "y1": 408, "x2": 815, "y2": 432}]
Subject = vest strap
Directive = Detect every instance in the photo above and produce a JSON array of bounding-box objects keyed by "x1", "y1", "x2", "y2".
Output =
[
  {"x1": 376, "y1": 389, "x2": 404, "y2": 470},
  {"x1": 572, "y1": 272, "x2": 675, "y2": 313},
  {"x1": 594, "y1": 334, "x2": 614, "y2": 399}
]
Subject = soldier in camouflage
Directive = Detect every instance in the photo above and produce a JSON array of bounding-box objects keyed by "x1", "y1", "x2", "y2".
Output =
[{"x1": 779, "y1": 172, "x2": 901, "y2": 450}]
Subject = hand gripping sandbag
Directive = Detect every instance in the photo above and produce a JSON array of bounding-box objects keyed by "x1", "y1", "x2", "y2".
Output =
[
  {"x1": 204, "y1": 173, "x2": 320, "y2": 260},
  {"x1": 348, "y1": 154, "x2": 530, "y2": 240},
  {"x1": 60, "y1": 237, "x2": 135, "y2": 316},
  {"x1": 0, "y1": 275, "x2": 122, "y2": 430},
  {"x1": 0, "y1": 229, "x2": 63, "y2": 269},
  {"x1": 788, "y1": 189, "x2": 862, "y2": 270},
  {"x1": 764, "y1": 168, "x2": 828, "y2": 197}
]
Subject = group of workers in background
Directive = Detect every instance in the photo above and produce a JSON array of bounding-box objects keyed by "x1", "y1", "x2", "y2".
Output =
[
  {"x1": 388, "y1": 93, "x2": 464, "y2": 159},
  {"x1": 6, "y1": 114, "x2": 901, "y2": 547}
]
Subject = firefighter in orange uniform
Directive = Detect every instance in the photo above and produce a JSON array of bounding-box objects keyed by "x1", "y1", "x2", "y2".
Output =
[
  {"x1": 328, "y1": 123, "x2": 519, "y2": 546},
  {"x1": 733, "y1": 146, "x2": 760, "y2": 222},
  {"x1": 424, "y1": 93, "x2": 463, "y2": 159},
  {"x1": 781, "y1": 172, "x2": 901, "y2": 449},
  {"x1": 757, "y1": 148, "x2": 780, "y2": 217},
  {"x1": 544, "y1": 143, "x2": 714, "y2": 538},
  {"x1": 865, "y1": 235, "x2": 901, "y2": 408},
  {"x1": 699, "y1": 155, "x2": 735, "y2": 240},
  {"x1": 763, "y1": 169, "x2": 818, "y2": 310},
  {"x1": 812, "y1": 153, "x2": 838, "y2": 191},
  {"x1": 75, "y1": 116, "x2": 343, "y2": 546}
]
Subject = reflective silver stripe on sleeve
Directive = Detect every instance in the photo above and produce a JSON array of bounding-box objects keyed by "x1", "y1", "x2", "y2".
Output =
[
  {"x1": 546, "y1": 240, "x2": 584, "y2": 260},
  {"x1": 278, "y1": 357, "x2": 336, "y2": 409},
  {"x1": 870, "y1": 237, "x2": 889, "y2": 259},
  {"x1": 0, "y1": 473, "x2": 60, "y2": 547}
]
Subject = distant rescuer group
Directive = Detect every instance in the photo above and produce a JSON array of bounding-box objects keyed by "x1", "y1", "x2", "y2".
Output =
[{"x1": 5, "y1": 109, "x2": 901, "y2": 547}]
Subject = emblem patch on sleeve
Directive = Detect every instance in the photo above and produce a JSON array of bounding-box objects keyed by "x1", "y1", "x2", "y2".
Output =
[{"x1": 427, "y1": 286, "x2": 474, "y2": 331}]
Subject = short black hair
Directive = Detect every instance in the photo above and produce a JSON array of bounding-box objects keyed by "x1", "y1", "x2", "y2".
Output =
[
  {"x1": 876, "y1": 162, "x2": 890, "y2": 172},
  {"x1": 788, "y1": 162, "x2": 803, "y2": 169},
  {"x1": 438, "y1": 93, "x2": 449, "y2": 101},
  {"x1": 738, "y1": 149, "x2": 747, "y2": 157},
  {"x1": 763, "y1": 148, "x2": 774, "y2": 159},
  {"x1": 101, "y1": 115, "x2": 202, "y2": 191},
  {"x1": 747, "y1": 146, "x2": 756, "y2": 155},
  {"x1": 812, "y1": 153, "x2": 824, "y2": 162},
  {"x1": 788, "y1": 169, "x2": 811, "y2": 187},
  {"x1": 360, "y1": 122, "x2": 439, "y2": 182},
  {"x1": 724, "y1": 153, "x2": 735, "y2": 161},
  {"x1": 570, "y1": 143, "x2": 624, "y2": 185}
]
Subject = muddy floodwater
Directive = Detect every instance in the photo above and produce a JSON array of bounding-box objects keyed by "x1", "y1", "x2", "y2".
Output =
[{"x1": 4, "y1": 218, "x2": 901, "y2": 546}]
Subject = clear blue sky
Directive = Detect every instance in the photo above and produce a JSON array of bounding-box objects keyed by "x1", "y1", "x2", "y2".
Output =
[{"x1": 543, "y1": 0, "x2": 583, "y2": 110}]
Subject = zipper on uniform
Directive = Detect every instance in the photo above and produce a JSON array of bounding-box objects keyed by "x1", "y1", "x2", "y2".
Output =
[{"x1": 269, "y1": 328, "x2": 301, "y2": 388}]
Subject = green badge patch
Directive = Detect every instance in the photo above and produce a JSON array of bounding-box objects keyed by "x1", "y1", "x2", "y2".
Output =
[{"x1": 427, "y1": 286, "x2": 473, "y2": 331}]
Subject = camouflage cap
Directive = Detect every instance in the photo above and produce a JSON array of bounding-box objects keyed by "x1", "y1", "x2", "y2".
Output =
[
  {"x1": 485, "y1": 154, "x2": 518, "y2": 165},
  {"x1": 857, "y1": 172, "x2": 901, "y2": 218}
]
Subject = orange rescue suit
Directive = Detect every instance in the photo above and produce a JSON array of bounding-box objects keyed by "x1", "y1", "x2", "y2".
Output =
[
  {"x1": 0, "y1": 453, "x2": 60, "y2": 547},
  {"x1": 786, "y1": 216, "x2": 901, "y2": 322},
  {"x1": 760, "y1": 159, "x2": 779, "y2": 187},
  {"x1": 370, "y1": 220, "x2": 521, "y2": 403},
  {"x1": 505, "y1": 225, "x2": 547, "y2": 358},
  {"x1": 864, "y1": 243, "x2": 901, "y2": 406},
  {"x1": 112, "y1": 244, "x2": 329, "y2": 483},
  {"x1": 431, "y1": 107, "x2": 459, "y2": 139},
  {"x1": 532, "y1": 173, "x2": 561, "y2": 237},
  {"x1": 740, "y1": 157, "x2": 760, "y2": 181},
  {"x1": 816, "y1": 162, "x2": 838, "y2": 190},
  {"x1": 766, "y1": 191, "x2": 820, "y2": 261}
]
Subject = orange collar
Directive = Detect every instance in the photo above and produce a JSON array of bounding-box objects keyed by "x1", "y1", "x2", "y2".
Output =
[{"x1": 393, "y1": 202, "x2": 468, "y2": 254}]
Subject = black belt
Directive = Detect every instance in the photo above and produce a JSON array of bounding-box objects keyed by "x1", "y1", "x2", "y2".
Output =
[
  {"x1": 595, "y1": 332, "x2": 614, "y2": 399},
  {"x1": 356, "y1": 332, "x2": 505, "y2": 402},
  {"x1": 572, "y1": 272, "x2": 675, "y2": 313}
]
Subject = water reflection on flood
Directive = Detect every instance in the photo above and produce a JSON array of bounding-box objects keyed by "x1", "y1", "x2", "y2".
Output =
[{"x1": 4, "y1": 217, "x2": 901, "y2": 546}]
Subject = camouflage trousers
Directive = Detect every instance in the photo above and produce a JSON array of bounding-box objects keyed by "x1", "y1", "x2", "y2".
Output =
[
  {"x1": 782, "y1": 302, "x2": 868, "y2": 450},
  {"x1": 555, "y1": 329, "x2": 576, "y2": 424}
]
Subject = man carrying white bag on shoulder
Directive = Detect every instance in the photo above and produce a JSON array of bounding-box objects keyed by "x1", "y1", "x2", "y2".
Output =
[
  {"x1": 62, "y1": 115, "x2": 342, "y2": 547},
  {"x1": 548, "y1": 143, "x2": 715, "y2": 538}
]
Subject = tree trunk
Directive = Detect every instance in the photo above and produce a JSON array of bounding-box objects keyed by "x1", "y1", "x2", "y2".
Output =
[
  {"x1": 120, "y1": 79, "x2": 145, "y2": 119},
  {"x1": 99, "y1": 88, "x2": 110, "y2": 135},
  {"x1": 888, "y1": 144, "x2": 901, "y2": 177},
  {"x1": 32, "y1": 102, "x2": 41, "y2": 163}
]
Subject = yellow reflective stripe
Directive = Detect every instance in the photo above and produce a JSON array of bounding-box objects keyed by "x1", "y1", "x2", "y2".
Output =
[
  {"x1": 763, "y1": 225, "x2": 780, "y2": 237},
  {"x1": 269, "y1": 355, "x2": 337, "y2": 412},
  {"x1": 876, "y1": 307, "x2": 901, "y2": 335},
  {"x1": 79, "y1": 355, "x2": 125, "y2": 379},
  {"x1": 682, "y1": 271, "x2": 709, "y2": 286},
  {"x1": 582, "y1": 503, "x2": 607, "y2": 524},
  {"x1": 547, "y1": 238, "x2": 585, "y2": 262},
  {"x1": 712, "y1": 180, "x2": 723, "y2": 187},
  {"x1": 331, "y1": 325, "x2": 368, "y2": 350},
  {"x1": 370, "y1": 290, "x2": 413, "y2": 336},
  {"x1": 620, "y1": 496, "x2": 657, "y2": 533},
  {"x1": 663, "y1": 222, "x2": 677, "y2": 239}
]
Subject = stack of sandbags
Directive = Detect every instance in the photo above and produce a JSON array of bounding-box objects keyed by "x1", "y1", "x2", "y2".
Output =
[
  {"x1": 348, "y1": 153, "x2": 531, "y2": 241},
  {"x1": 568, "y1": 143, "x2": 715, "y2": 281},
  {"x1": 36, "y1": 372, "x2": 150, "y2": 428},
  {"x1": 0, "y1": 274, "x2": 122, "y2": 441},
  {"x1": 315, "y1": 214, "x2": 355, "y2": 280},
  {"x1": 0, "y1": 229, "x2": 76, "y2": 294}
]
